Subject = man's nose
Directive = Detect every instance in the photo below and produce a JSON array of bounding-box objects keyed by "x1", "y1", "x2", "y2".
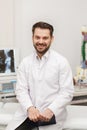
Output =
[{"x1": 39, "y1": 38, "x2": 44, "y2": 43}]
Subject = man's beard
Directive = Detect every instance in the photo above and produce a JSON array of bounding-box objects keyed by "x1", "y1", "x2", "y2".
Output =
[{"x1": 33, "y1": 43, "x2": 50, "y2": 55}]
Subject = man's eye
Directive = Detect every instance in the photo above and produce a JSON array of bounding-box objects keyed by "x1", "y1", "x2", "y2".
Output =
[
  {"x1": 35, "y1": 36, "x2": 40, "y2": 39},
  {"x1": 43, "y1": 37, "x2": 48, "y2": 40}
]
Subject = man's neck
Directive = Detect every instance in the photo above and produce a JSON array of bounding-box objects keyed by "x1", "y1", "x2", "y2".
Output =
[{"x1": 37, "y1": 52, "x2": 43, "y2": 59}]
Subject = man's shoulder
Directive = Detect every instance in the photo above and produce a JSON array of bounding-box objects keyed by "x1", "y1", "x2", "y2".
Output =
[
  {"x1": 23, "y1": 53, "x2": 34, "y2": 61},
  {"x1": 51, "y1": 50, "x2": 70, "y2": 69},
  {"x1": 20, "y1": 53, "x2": 34, "y2": 66},
  {"x1": 51, "y1": 49, "x2": 67, "y2": 62}
]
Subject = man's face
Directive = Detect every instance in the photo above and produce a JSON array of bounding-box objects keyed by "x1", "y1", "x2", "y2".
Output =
[{"x1": 32, "y1": 28, "x2": 53, "y2": 55}]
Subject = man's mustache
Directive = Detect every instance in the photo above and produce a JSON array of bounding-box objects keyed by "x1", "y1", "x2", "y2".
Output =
[{"x1": 36, "y1": 43, "x2": 47, "y2": 46}]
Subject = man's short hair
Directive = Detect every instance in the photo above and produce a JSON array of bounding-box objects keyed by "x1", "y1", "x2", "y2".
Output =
[{"x1": 32, "y1": 21, "x2": 54, "y2": 36}]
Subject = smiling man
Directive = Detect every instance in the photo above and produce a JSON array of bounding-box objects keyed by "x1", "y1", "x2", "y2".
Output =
[
  {"x1": 6, "y1": 21, "x2": 74, "y2": 130},
  {"x1": 32, "y1": 23, "x2": 53, "y2": 58}
]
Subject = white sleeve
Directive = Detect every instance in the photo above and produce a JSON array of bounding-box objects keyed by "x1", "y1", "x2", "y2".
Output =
[
  {"x1": 15, "y1": 60, "x2": 33, "y2": 112},
  {"x1": 48, "y1": 59, "x2": 74, "y2": 116}
]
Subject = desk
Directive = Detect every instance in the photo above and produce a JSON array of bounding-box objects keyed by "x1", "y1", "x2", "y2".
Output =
[
  {"x1": 0, "y1": 76, "x2": 17, "y2": 103},
  {"x1": 0, "y1": 83, "x2": 87, "y2": 105},
  {"x1": 71, "y1": 84, "x2": 87, "y2": 105},
  {"x1": 0, "y1": 92, "x2": 17, "y2": 103}
]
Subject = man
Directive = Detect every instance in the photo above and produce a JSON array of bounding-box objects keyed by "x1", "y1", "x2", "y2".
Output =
[{"x1": 6, "y1": 21, "x2": 74, "y2": 130}]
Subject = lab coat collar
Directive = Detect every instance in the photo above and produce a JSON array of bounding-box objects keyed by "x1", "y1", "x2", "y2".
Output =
[{"x1": 34, "y1": 49, "x2": 51, "y2": 60}]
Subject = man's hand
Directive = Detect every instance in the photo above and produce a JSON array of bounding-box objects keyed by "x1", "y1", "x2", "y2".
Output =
[
  {"x1": 40, "y1": 108, "x2": 54, "y2": 122},
  {"x1": 27, "y1": 106, "x2": 41, "y2": 122},
  {"x1": 27, "y1": 107, "x2": 54, "y2": 122}
]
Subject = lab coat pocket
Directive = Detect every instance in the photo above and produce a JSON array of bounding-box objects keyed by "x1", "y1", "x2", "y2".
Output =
[{"x1": 45, "y1": 65, "x2": 58, "y2": 84}]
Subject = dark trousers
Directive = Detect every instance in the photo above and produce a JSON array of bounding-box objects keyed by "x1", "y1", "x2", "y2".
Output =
[
  {"x1": 15, "y1": 115, "x2": 56, "y2": 130},
  {"x1": 15, "y1": 118, "x2": 39, "y2": 130}
]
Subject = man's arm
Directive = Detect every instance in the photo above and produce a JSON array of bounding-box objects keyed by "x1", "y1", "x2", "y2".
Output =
[
  {"x1": 46, "y1": 59, "x2": 74, "y2": 117},
  {"x1": 15, "y1": 60, "x2": 33, "y2": 112}
]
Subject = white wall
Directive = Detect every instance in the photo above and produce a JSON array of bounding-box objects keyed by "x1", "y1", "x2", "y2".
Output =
[
  {"x1": 0, "y1": 0, "x2": 14, "y2": 48},
  {"x1": 1, "y1": 0, "x2": 87, "y2": 75},
  {"x1": 14, "y1": 0, "x2": 87, "y2": 75}
]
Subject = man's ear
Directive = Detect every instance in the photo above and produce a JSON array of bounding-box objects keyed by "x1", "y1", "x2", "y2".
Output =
[
  {"x1": 32, "y1": 35, "x2": 34, "y2": 39},
  {"x1": 51, "y1": 36, "x2": 54, "y2": 43},
  {"x1": 32, "y1": 35, "x2": 34, "y2": 42}
]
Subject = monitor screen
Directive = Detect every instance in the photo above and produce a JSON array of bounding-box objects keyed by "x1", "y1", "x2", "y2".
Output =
[{"x1": 0, "y1": 49, "x2": 16, "y2": 75}]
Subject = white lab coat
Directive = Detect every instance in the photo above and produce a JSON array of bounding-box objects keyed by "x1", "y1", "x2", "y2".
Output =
[{"x1": 6, "y1": 49, "x2": 74, "y2": 130}]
